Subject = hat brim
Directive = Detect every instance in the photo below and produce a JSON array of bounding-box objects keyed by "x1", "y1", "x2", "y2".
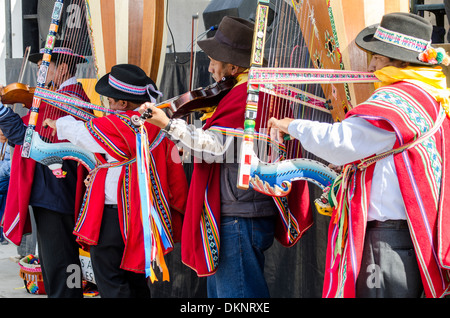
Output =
[
  {"x1": 198, "y1": 37, "x2": 252, "y2": 68},
  {"x1": 355, "y1": 24, "x2": 430, "y2": 66},
  {"x1": 28, "y1": 52, "x2": 88, "y2": 65},
  {"x1": 95, "y1": 73, "x2": 154, "y2": 103}
]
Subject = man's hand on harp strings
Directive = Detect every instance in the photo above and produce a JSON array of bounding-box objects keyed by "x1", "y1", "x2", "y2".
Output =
[
  {"x1": 267, "y1": 117, "x2": 294, "y2": 143},
  {"x1": 42, "y1": 118, "x2": 58, "y2": 137},
  {"x1": 138, "y1": 102, "x2": 170, "y2": 130}
]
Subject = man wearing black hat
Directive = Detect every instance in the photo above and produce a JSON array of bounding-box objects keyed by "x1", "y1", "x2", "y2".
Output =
[
  {"x1": 269, "y1": 12, "x2": 450, "y2": 298},
  {"x1": 28, "y1": 40, "x2": 88, "y2": 90},
  {"x1": 44, "y1": 64, "x2": 188, "y2": 298},
  {"x1": 0, "y1": 41, "x2": 90, "y2": 298},
  {"x1": 140, "y1": 16, "x2": 311, "y2": 298}
]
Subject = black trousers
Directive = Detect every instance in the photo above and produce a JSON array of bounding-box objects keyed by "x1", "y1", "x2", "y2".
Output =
[
  {"x1": 355, "y1": 220, "x2": 424, "y2": 298},
  {"x1": 89, "y1": 205, "x2": 150, "y2": 298},
  {"x1": 33, "y1": 206, "x2": 83, "y2": 298}
]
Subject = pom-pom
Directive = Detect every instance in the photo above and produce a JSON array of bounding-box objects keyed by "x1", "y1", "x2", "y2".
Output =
[
  {"x1": 427, "y1": 47, "x2": 437, "y2": 59},
  {"x1": 419, "y1": 47, "x2": 450, "y2": 65},
  {"x1": 436, "y1": 47, "x2": 445, "y2": 63},
  {"x1": 419, "y1": 52, "x2": 426, "y2": 62},
  {"x1": 419, "y1": 49, "x2": 432, "y2": 63},
  {"x1": 26, "y1": 281, "x2": 39, "y2": 294},
  {"x1": 442, "y1": 54, "x2": 450, "y2": 66},
  {"x1": 436, "y1": 47, "x2": 450, "y2": 66}
]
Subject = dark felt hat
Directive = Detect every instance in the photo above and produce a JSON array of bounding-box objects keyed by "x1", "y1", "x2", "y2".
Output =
[
  {"x1": 198, "y1": 16, "x2": 254, "y2": 68},
  {"x1": 28, "y1": 40, "x2": 88, "y2": 65},
  {"x1": 95, "y1": 64, "x2": 161, "y2": 103},
  {"x1": 356, "y1": 12, "x2": 433, "y2": 66}
]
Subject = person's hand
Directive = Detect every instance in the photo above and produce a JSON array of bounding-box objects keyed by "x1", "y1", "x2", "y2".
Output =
[
  {"x1": 139, "y1": 103, "x2": 170, "y2": 129},
  {"x1": 328, "y1": 164, "x2": 343, "y2": 174},
  {"x1": 267, "y1": 117, "x2": 294, "y2": 143},
  {"x1": 43, "y1": 118, "x2": 57, "y2": 137},
  {"x1": 0, "y1": 129, "x2": 7, "y2": 143}
]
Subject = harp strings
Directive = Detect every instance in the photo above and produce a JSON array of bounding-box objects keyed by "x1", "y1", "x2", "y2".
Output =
[
  {"x1": 258, "y1": 0, "x2": 334, "y2": 162},
  {"x1": 39, "y1": 0, "x2": 97, "y2": 142}
]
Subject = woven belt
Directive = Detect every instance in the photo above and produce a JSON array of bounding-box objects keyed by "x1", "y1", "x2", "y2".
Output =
[
  {"x1": 104, "y1": 204, "x2": 118, "y2": 209},
  {"x1": 367, "y1": 220, "x2": 408, "y2": 229}
]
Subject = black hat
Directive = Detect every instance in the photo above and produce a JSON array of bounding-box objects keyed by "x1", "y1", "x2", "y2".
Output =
[
  {"x1": 28, "y1": 40, "x2": 88, "y2": 65},
  {"x1": 356, "y1": 12, "x2": 440, "y2": 66},
  {"x1": 95, "y1": 64, "x2": 162, "y2": 103},
  {"x1": 198, "y1": 16, "x2": 254, "y2": 68}
]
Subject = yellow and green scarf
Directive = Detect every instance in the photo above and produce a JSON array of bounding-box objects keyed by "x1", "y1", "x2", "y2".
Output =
[{"x1": 374, "y1": 65, "x2": 450, "y2": 118}]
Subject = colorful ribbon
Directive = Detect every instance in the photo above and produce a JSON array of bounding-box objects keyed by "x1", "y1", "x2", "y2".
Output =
[
  {"x1": 248, "y1": 68, "x2": 379, "y2": 85},
  {"x1": 34, "y1": 87, "x2": 115, "y2": 115},
  {"x1": 136, "y1": 127, "x2": 170, "y2": 282}
]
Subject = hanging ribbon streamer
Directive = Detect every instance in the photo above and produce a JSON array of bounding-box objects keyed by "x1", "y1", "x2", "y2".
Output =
[{"x1": 136, "y1": 126, "x2": 171, "y2": 282}]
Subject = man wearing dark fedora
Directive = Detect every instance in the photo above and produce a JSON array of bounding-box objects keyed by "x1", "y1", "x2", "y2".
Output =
[
  {"x1": 269, "y1": 12, "x2": 450, "y2": 298},
  {"x1": 28, "y1": 39, "x2": 88, "y2": 91},
  {"x1": 140, "y1": 16, "x2": 311, "y2": 298},
  {"x1": 44, "y1": 64, "x2": 188, "y2": 298},
  {"x1": 0, "y1": 40, "x2": 91, "y2": 297}
]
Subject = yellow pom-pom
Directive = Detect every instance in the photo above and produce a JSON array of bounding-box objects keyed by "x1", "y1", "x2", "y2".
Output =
[{"x1": 427, "y1": 48, "x2": 437, "y2": 59}]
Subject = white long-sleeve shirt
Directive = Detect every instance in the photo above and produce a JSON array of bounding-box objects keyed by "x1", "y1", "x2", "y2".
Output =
[
  {"x1": 166, "y1": 118, "x2": 233, "y2": 161},
  {"x1": 288, "y1": 116, "x2": 406, "y2": 221},
  {"x1": 56, "y1": 115, "x2": 121, "y2": 204}
]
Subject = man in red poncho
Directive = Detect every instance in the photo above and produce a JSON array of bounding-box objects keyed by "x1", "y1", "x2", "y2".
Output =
[
  {"x1": 0, "y1": 41, "x2": 90, "y2": 298},
  {"x1": 269, "y1": 12, "x2": 450, "y2": 298},
  {"x1": 45, "y1": 64, "x2": 188, "y2": 298},
  {"x1": 139, "y1": 16, "x2": 311, "y2": 298}
]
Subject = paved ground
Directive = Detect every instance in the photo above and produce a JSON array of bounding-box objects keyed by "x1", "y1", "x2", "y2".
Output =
[{"x1": 0, "y1": 241, "x2": 46, "y2": 298}]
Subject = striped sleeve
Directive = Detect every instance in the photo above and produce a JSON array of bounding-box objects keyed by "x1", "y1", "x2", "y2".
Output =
[
  {"x1": 0, "y1": 103, "x2": 9, "y2": 118},
  {"x1": 0, "y1": 103, "x2": 27, "y2": 145}
]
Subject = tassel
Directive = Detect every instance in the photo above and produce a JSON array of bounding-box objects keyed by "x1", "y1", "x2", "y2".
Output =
[
  {"x1": 332, "y1": 165, "x2": 355, "y2": 257},
  {"x1": 152, "y1": 220, "x2": 170, "y2": 282}
]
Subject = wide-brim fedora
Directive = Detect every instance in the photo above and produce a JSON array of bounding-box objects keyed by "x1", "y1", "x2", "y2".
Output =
[
  {"x1": 95, "y1": 64, "x2": 161, "y2": 103},
  {"x1": 198, "y1": 16, "x2": 254, "y2": 68},
  {"x1": 356, "y1": 12, "x2": 433, "y2": 66},
  {"x1": 28, "y1": 40, "x2": 88, "y2": 65}
]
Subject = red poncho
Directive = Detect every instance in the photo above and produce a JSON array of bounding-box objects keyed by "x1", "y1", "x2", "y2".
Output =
[
  {"x1": 181, "y1": 77, "x2": 312, "y2": 276},
  {"x1": 3, "y1": 84, "x2": 90, "y2": 245},
  {"x1": 73, "y1": 110, "x2": 188, "y2": 273},
  {"x1": 323, "y1": 81, "x2": 450, "y2": 298}
]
